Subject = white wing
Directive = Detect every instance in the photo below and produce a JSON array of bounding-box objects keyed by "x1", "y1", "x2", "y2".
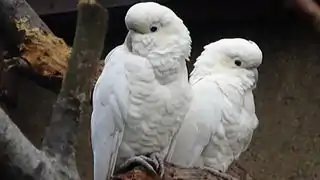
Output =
[
  {"x1": 244, "y1": 91, "x2": 256, "y2": 114},
  {"x1": 168, "y1": 73, "x2": 258, "y2": 172},
  {"x1": 240, "y1": 91, "x2": 258, "y2": 151},
  {"x1": 91, "y1": 45, "x2": 129, "y2": 180},
  {"x1": 201, "y1": 75, "x2": 258, "y2": 171},
  {"x1": 166, "y1": 78, "x2": 223, "y2": 167}
]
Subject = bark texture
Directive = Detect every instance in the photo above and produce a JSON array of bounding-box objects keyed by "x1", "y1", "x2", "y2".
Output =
[{"x1": 1, "y1": 0, "x2": 70, "y2": 77}]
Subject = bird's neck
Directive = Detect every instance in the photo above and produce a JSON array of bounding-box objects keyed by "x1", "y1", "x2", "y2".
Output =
[
  {"x1": 151, "y1": 57, "x2": 188, "y2": 85},
  {"x1": 128, "y1": 34, "x2": 191, "y2": 85},
  {"x1": 189, "y1": 52, "x2": 225, "y2": 83},
  {"x1": 189, "y1": 61, "x2": 224, "y2": 84}
]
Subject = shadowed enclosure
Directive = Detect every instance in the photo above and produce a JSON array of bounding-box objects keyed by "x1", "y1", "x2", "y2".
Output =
[{"x1": 3, "y1": 1, "x2": 320, "y2": 179}]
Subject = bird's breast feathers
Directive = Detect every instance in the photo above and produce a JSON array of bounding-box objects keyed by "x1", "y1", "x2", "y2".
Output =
[
  {"x1": 192, "y1": 73, "x2": 258, "y2": 171},
  {"x1": 121, "y1": 51, "x2": 192, "y2": 156}
]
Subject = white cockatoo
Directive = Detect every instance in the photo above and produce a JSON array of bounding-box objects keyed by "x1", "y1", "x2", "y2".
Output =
[
  {"x1": 91, "y1": 2, "x2": 192, "y2": 180},
  {"x1": 166, "y1": 38, "x2": 262, "y2": 179}
]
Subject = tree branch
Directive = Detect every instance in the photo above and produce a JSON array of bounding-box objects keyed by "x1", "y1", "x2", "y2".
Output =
[
  {"x1": 0, "y1": 1, "x2": 24, "y2": 56},
  {"x1": 0, "y1": 0, "x2": 71, "y2": 77},
  {"x1": 2, "y1": 0, "x2": 52, "y2": 32},
  {"x1": 0, "y1": 108, "x2": 42, "y2": 175},
  {"x1": 0, "y1": 0, "x2": 108, "y2": 179},
  {"x1": 0, "y1": 0, "x2": 72, "y2": 100},
  {"x1": 41, "y1": 0, "x2": 108, "y2": 162}
]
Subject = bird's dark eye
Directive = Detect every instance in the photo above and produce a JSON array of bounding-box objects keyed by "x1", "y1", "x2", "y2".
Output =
[
  {"x1": 234, "y1": 60, "x2": 242, "y2": 66},
  {"x1": 150, "y1": 26, "x2": 158, "y2": 32}
]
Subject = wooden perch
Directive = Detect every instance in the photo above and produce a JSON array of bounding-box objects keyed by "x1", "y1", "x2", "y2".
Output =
[{"x1": 113, "y1": 162, "x2": 252, "y2": 180}]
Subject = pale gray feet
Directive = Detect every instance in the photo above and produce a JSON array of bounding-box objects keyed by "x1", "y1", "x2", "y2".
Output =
[
  {"x1": 116, "y1": 152, "x2": 165, "y2": 178},
  {"x1": 203, "y1": 167, "x2": 238, "y2": 180}
]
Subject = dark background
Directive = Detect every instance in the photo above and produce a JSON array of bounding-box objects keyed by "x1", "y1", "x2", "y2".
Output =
[{"x1": 6, "y1": 1, "x2": 320, "y2": 179}]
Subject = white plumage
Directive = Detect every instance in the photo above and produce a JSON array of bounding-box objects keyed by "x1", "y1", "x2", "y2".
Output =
[
  {"x1": 91, "y1": 2, "x2": 192, "y2": 180},
  {"x1": 166, "y1": 38, "x2": 262, "y2": 173}
]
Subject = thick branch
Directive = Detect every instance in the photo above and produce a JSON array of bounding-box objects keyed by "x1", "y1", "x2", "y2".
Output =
[
  {"x1": 0, "y1": 1, "x2": 108, "y2": 179},
  {"x1": 0, "y1": 0, "x2": 71, "y2": 77},
  {"x1": 0, "y1": 107, "x2": 42, "y2": 175},
  {"x1": 0, "y1": 1, "x2": 24, "y2": 56},
  {"x1": 41, "y1": 0, "x2": 108, "y2": 162},
  {"x1": 2, "y1": 0, "x2": 51, "y2": 32}
]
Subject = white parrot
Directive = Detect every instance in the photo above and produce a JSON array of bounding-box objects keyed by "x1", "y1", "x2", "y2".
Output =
[
  {"x1": 91, "y1": 2, "x2": 192, "y2": 180},
  {"x1": 166, "y1": 38, "x2": 262, "y2": 179}
]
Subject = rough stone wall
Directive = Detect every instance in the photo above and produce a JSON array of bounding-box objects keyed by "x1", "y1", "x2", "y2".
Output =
[
  {"x1": 188, "y1": 20, "x2": 320, "y2": 180},
  {"x1": 238, "y1": 24, "x2": 320, "y2": 180}
]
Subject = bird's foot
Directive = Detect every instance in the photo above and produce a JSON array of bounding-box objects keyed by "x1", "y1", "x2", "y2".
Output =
[
  {"x1": 203, "y1": 167, "x2": 238, "y2": 180},
  {"x1": 117, "y1": 152, "x2": 164, "y2": 178},
  {"x1": 149, "y1": 152, "x2": 165, "y2": 178}
]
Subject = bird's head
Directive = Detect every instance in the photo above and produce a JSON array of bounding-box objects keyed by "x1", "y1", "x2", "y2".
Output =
[
  {"x1": 193, "y1": 38, "x2": 262, "y2": 80},
  {"x1": 197, "y1": 38, "x2": 262, "y2": 70},
  {"x1": 124, "y1": 2, "x2": 191, "y2": 62}
]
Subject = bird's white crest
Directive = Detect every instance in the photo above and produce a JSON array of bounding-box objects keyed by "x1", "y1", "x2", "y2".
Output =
[{"x1": 125, "y1": 2, "x2": 192, "y2": 82}]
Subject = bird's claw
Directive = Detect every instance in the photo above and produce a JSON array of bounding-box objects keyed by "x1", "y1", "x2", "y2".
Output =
[
  {"x1": 149, "y1": 152, "x2": 165, "y2": 178},
  {"x1": 203, "y1": 167, "x2": 238, "y2": 180},
  {"x1": 117, "y1": 152, "x2": 165, "y2": 178},
  {"x1": 118, "y1": 155, "x2": 157, "y2": 175}
]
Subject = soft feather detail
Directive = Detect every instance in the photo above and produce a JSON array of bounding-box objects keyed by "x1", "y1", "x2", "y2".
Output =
[
  {"x1": 121, "y1": 58, "x2": 191, "y2": 158},
  {"x1": 200, "y1": 72, "x2": 258, "y2": 172},
  {"x1": 92, "y1": 3, "x2": 193, "y2": 179},
  {"x1": 99, "y1": 45, "x2": 193, "y2": 168},
  {"x1": 92, "y1": 44, "x2": 192, "y2": 178},
  {"x1": 91, "y1": 45, "x2": 129, "y2": 180},
  {"x1": 166, "y1": 69, "x2": 258, "y2": 172},
  {"x1": 167, "y1": 38, "x2": 261, "y2": 174},
  {"x1": 129, "y1": 22, "x2": 191, "y2": 85}
]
